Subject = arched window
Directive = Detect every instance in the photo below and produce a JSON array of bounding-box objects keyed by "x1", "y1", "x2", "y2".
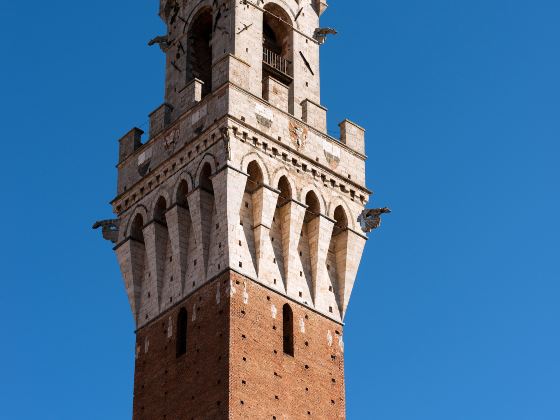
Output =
[
  {"x1": 176, "y1": 307, "x2": 188, "y2": 357},
  {"x1": 187, "y1": 8, "x2": 213, "y2": 96},
  {"x1": 262, "y1": 4, "x2": 293, "y2": 85},
  {"x1": 283, "y1": 303, "x2": 294, "y2": 356}
]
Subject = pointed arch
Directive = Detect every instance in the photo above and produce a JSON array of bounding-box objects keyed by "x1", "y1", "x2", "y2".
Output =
[
  {"x1": 241, "y1": 153, "x2": 271, "y2": 185},
  {"x1": 299, "y1": 185, "x2": 325, "y2": 215},
  {"x1": 328, "y1": 198, "x2": 355, "y2": 231},
  {"x1": 186, "y1": 6, "x2": 213, "y2": 96},
  {"x1": 153, "y1": 196, "x2": 168, "y2": 225},
  {"x1": 194, "y1": 154, "x2": 217, "y2": 189},
  {"x1": 129, "y1": 213, "x2": 145, "y2": 242},
  {"x1": 175, "y1": 179, "x2": 190, "y2": 208},
  {"x1": 304, "y1": 190, "x2": 321, "y2": 222},
  {"x1": 125, "y1": 205, "x2": 149, "y2": 240}
]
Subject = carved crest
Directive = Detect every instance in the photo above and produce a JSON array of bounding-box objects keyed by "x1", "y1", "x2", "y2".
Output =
[
  {"x1": 289, "y1": 121, "x2": 308, "y2": 150},
  {"x1": 164, "y1": 128, "x2": 180, "y2": 152}
]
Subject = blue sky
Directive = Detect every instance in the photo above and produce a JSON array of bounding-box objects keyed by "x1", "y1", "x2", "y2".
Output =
[{"x1": 1, "y1": 1, "x2": 559, "y2": 419}]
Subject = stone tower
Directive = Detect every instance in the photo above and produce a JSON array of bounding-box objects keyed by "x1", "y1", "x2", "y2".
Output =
[{"x1": 104, "y1": 0, "x2": 372, "y2": 418}]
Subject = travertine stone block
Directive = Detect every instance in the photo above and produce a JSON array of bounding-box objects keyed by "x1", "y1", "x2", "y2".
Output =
[
  {"x1": 302, "y1": 99, "x2": 327, "y2": 132},
  {"x1": 339, "y1": 119, "x2": 366, "y2": 155},
  {"x1": 263, "y1": 76, "x2": 289, "y2": 113},
  {"x1": 149, "y1": 103, "x2": 172, "y2": 139}
]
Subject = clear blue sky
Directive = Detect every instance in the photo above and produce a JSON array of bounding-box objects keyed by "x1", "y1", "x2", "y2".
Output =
[{"x1": 1, "y1": 1, "x2": 559, "y2": 419}]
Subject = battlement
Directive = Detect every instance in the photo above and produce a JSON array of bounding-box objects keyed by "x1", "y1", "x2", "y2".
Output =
[{"x1": 103, "y1": 2, "x2": 375, "y2": 418}]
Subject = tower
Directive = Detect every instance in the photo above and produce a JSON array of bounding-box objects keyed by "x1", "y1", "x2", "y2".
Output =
[{"x1": 103, "y1": 0, "x2": 372, "y2": 418}]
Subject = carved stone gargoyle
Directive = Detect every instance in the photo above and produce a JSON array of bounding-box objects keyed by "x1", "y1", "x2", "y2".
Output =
[
  {"x1": 92, "y1": 219, "x2": 120, "y2": 244},
  {"x1": 358, "y1": 207, "x2": 391, "y2": 233},
  {"x1": 148, "y1": 35, "x2": 170, "y2": 52},
  {"x1": 314, "y1": 27, "x2": 337, "y2": 44}
]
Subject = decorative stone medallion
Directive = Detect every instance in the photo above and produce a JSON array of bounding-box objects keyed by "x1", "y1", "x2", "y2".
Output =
[{"x1": 289, "y1": 121, "x2": 308, "y2": 150}]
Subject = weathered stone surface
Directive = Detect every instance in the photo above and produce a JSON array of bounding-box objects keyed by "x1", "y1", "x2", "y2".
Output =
[{"x1": 105, "y1": 1, "x2": 375, "y2": 418}]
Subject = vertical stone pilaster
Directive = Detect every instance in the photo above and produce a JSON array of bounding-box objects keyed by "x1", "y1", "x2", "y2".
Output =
[
  {"x1": 115, "y1": 239, "x2": 145, "y2": 323},
  {"x1": 143, "y1": 222, "x2": 168, "y2": 311},
  {"x1": 281, "y1": 200, "x2": 307, "y2": 295},
  {"x1": 252, "y1": 185, "x2": 279, "y2": 276},
  {"x1": 187, "y1": 189, "x2": 208, "y2": 283},
  {"x1": 165, "y1": 205, "x2": 190, "y2": 294},
  {"x1": 307, "y1": 215, "x2": 335, "y2": 309},
  {"x1": 336, "y1": 229, "x2": 367, "y2": 318}
]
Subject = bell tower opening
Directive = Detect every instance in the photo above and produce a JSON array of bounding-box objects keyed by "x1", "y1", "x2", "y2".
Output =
[
  {"x1": 262, "y1": 4, "x2": 293, "y2": 109},
  {"x1": 187, "y1": 7, "x2": 213, "y2": 97}
]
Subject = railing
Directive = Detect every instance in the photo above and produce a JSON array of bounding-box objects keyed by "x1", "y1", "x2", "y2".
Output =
[{"x1": 263, "y1": 47, "x2": 291, "y2": 76}]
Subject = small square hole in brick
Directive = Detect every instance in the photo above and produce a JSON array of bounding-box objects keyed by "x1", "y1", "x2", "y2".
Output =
[
  {"x1": 299, "y1": 292, "x2": 303, "y2": 297},
  {"x1": 329, "y1": 306, "x2": 333, "y2": 313},
  {"x1": 245, "y1": 202, "x2": 249, "y2": 208},
  {"x1": 273, "y1": 279, "x2": 277, "y2": 284},
  {"x1": 239, "y1": 261, "x2": 243, "y2": 268}
]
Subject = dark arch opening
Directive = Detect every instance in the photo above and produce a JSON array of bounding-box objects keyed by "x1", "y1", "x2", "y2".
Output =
[
  {"x1": 187, "y1": 8, "x2": 213, "y2": 96},
  {"x1": 304, "y1": 191, "x2": 320, "y2": 223},
  {"x1": 154, "y1": 197, "x2": 168, "y2": 225},
  {"x1": 245, "y1": 161, "x2": 264, "y2": 193},
  {"x1": 176, "y1": 307, "x2": 188, "y2": 357},
  {"x1": 262, "y1": 4, "x2": 293, "y2": 84},
  {"x1": 277, "y1": 176, "x2": 292, "y2": 207},
  {"x1": 130, "y1": 214, "x2": 145, "y2": 242},
  {"x1": 176, "y1": 180, "x2": 189, "y2": 207},
  {"x1": 283, "y1": 303, "x2": 294, "y2": 356},
  {"x1": 333, "y1": 206, "x2": 348, "y2": 236},
  {"x1": 199, "y1": 163, "x2": 214, "y2": 195}
]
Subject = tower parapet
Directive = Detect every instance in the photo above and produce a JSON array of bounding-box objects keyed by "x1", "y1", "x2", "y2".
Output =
[{"x1": 101, "y1": 1, "x2": 377, "y2": 418}]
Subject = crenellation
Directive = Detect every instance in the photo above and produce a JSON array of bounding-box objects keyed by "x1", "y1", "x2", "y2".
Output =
[{"x1": 104, "y1": 2, "x2": 374, "y2": 417}]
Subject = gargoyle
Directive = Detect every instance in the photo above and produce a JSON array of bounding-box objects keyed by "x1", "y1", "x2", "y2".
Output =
[
  {"x1": 358, "y1": 207, "x2": 391, "y2": 233},
  {"x1": 93, "y1": 219, "x2": 120, "y2": 244},
  {"x1": 148, "y1": 35, "x2": 170, "y2": 52},
  {"x1": 314, "y1": 27, "x2": 337, "y2": 44}
]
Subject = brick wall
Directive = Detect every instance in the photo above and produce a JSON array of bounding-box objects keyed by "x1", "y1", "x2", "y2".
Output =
[
  {"x1": 132, "y1": 273, "x2": 230, "y2": 420},
  {"x1": 131, "y1": 271, "x2": 346, "y2": 419}
]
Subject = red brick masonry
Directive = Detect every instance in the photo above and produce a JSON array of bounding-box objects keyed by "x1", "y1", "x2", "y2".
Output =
[{"x1": 133, "y1": 271, "x2": 346, "y2": 419}]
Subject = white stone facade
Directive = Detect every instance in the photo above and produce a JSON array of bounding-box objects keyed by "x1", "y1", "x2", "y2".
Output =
[{"x1": 112, "y1": 0, "x2": 371, "y2": 328}]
